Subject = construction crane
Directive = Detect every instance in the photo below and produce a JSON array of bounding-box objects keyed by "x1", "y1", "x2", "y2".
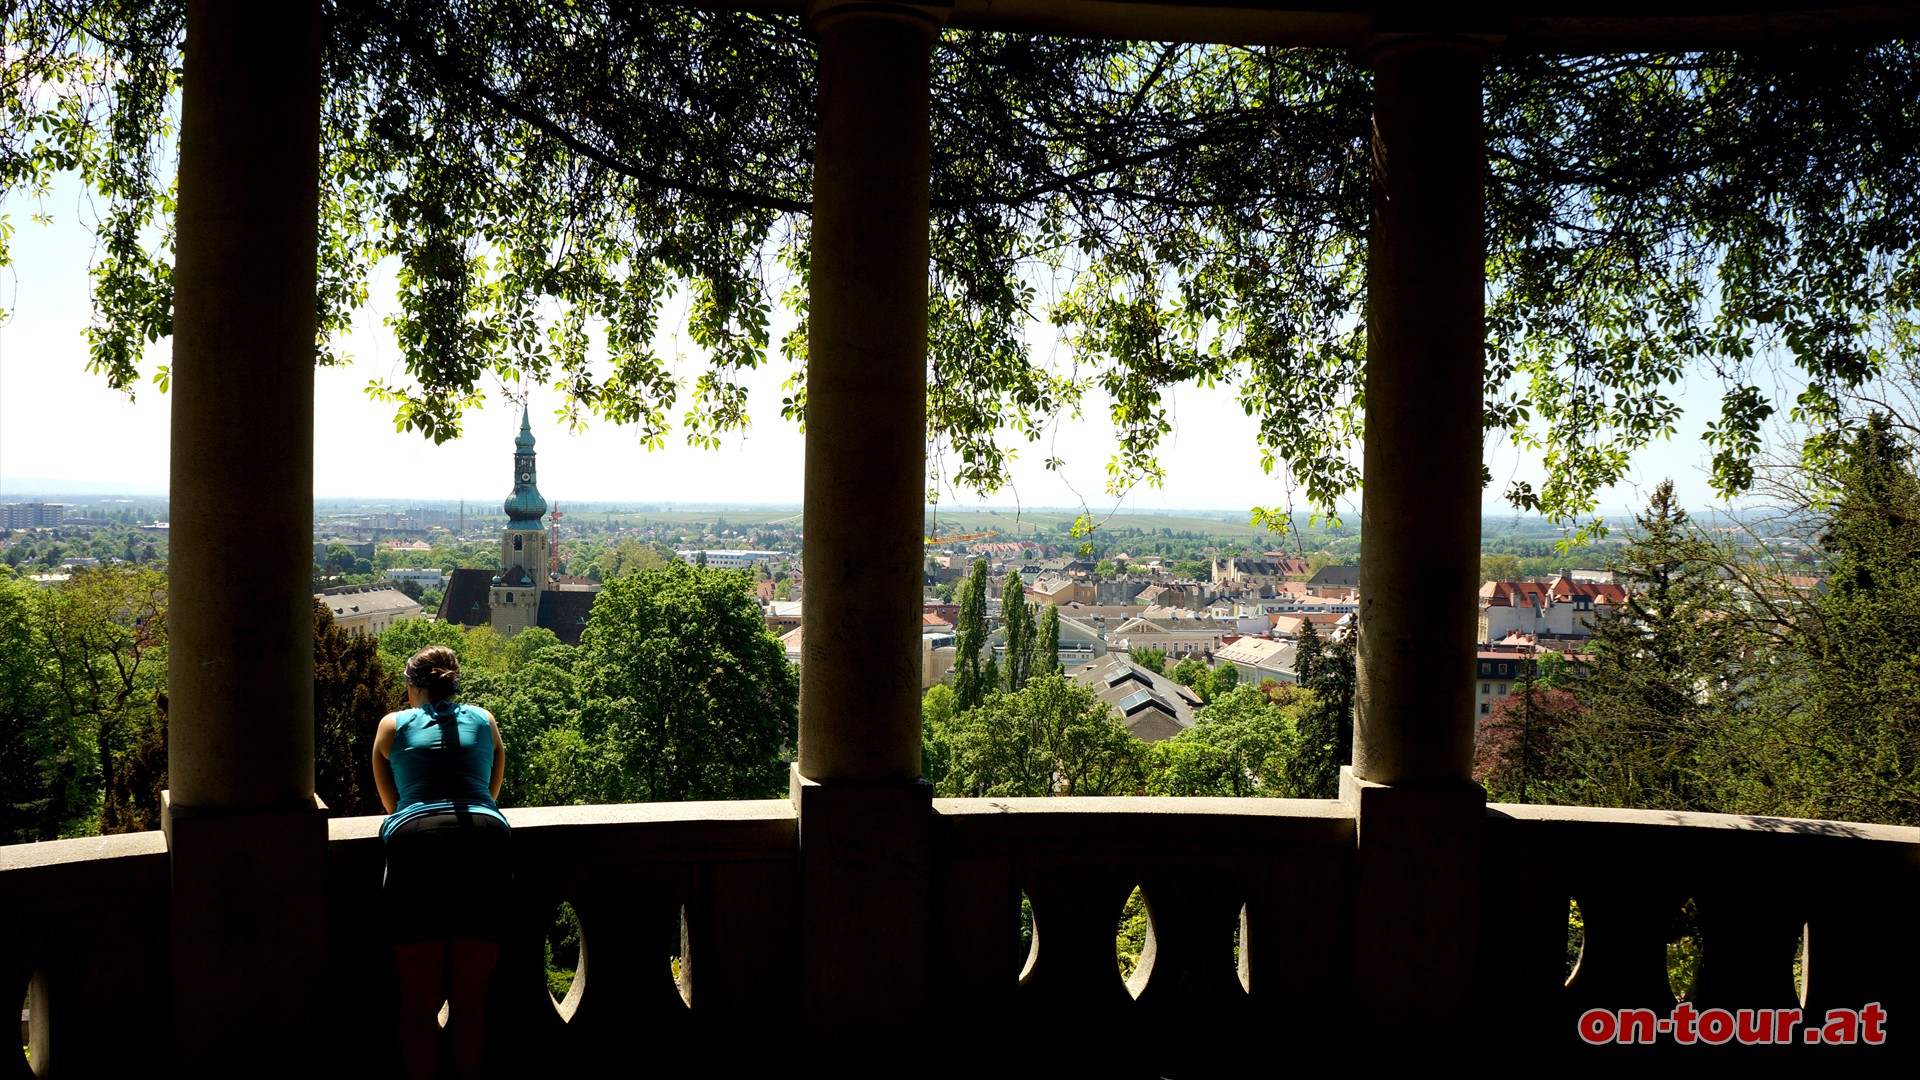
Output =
[
  {"x1": 924, "y1": 505, "x2": 999, "y2": 545},
  {"x1": 923, "y1": 529, "x2": 1000, "y2": 545}
]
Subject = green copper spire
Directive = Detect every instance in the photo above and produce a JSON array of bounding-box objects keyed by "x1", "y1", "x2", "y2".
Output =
[{"x1": 503, "y1": 406, "x2": 548, "y2": 528}]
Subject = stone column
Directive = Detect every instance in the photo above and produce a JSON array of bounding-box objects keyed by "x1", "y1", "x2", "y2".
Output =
[
  {"x1": 1354, "y1": 36, "x2": 1488, "y2": 788},
  {"x1": 1346, "y1": 34, "x2": 1491, "y2": 1046},
  {"x1": 164, "y1": 0, "x2": 328, "y2": 1070},
  {"x1": 794, "y1": 0, "x2": 945, "y2": 1059}
]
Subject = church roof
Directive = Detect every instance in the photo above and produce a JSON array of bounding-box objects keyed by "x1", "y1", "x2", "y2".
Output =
[
  {"x1": 439, "y1": 568, "x2": 494, "y2": 628},
  {"x1": 537, "y1": 590, "x2": 597, "y2": 645}
]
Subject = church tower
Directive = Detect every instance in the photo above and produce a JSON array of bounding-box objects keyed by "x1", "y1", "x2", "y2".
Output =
[{"x1": 490, "y1": 407, "x2": 549, "y2": 637}]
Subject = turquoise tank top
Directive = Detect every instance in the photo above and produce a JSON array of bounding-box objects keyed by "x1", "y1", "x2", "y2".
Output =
[{"x1": 381, "y1": 701, "x2": 509, "y2": 841}]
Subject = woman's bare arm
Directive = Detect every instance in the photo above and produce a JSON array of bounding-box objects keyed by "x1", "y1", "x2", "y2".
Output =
[
  {"x1": 372, "y1": 714, "x2": 400, "y2": 814},
  {"x1": 485, "y1": 709, "x2": 506, "y2": 802}
]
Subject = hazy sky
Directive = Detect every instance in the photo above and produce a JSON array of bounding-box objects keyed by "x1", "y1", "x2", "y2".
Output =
[{"x1": 0, "y1": 171, "x2": 1732, "y2": 515}]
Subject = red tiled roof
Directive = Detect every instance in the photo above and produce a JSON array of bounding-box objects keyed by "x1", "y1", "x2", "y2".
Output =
[
  {"x1": 1551, "y1": 577, "x2": 1626, "y2": 604},
  {"x1": 1482, "y1": 578, "x2": 1624, "y2": 608}
]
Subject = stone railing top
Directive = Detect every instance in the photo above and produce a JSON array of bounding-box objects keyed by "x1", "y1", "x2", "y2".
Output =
[
  {"x1": 1488, "y1": 801, "x2": 1920, "y2": 846},
  {"x1": 934, "y1": 795, "x2": 1356, "y2": 856},
  {"x1": 502, "y1": 799, "x2": 798, "y2": 829},
  {"x1": 0, "y1": 830, "x2": 169, "y2": 921},
  {"x1": 326, "y1": 797, "x2": 798, "y2": 843},
  {"x1": 0, "y1": 829, "x2": 167, "y2": 873},
  {"x1": 936, "y1": 795, "x2": 1352, "y2": 821},
  {"x1": 15, "y1": 798, "x2": 1920, "y2": 872}
]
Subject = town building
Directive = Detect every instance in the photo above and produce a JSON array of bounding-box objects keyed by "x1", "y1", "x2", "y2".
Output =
[
  {"x1": 1473, "y1": 649, "x2": 1523, "y2": 718},
  {"x1": 1212, "y1": 594, "x2": 1357, "y2": 622},
  {"x1": 1304, "y1": 563, "x2": 1361, "y2": 599},
  {"x1": 1471, "y1": 645, "x2": 1589, "y2": 723},
  {"x1": 764, "y1": 601, "x2": 804, "y2": 635},
  {"x1": 1067, "y1": 653, "x2": 1203, "y2": 742},
  {"x1": 1134, "y1": 581, "x2": 1212, "y2": 610},
  {"x1": 679, "y1": 549, "x2": 786, "y2": 570},
  {"x1": 311, "y1": 537, "x2": 374, "y2": 561},
  {"x1": 1261, "y1": 552, "x2": 1315, "y2": 578},
  {"x1": 0, "y1": 502, "x2": 65, "y2": 528},
  {"x1": 314, "y1": 582, "x2": 422, "y2": 636},
  {"x1": 922, "y1": 629, "x2": 956, "y2": 689},
  {"x1": 1213, "y1": 636, "x2": 1300, "y2": 684},
  {"x1": 1477, "y1": 570, "x2": 1627, "y2": 644},
  {"x1": 985, "y1": 612, "x2": 1107, "y2": 671},
  {"x1": 1109, "y1": 616, "x2": 1225, "y2": 660},
  {"x1": 1051, "y1": 614, "x2": 1106, "y2": 668},
  {"x1": 781, "y1": 625, "x2": 806, "y2": 672},
  {"x1": 1029, "y1": 574, "x2": 1141, "y2": 607},
  {"x1": 1272, "y1": 611, "x2": 1352, "y2": 639},
  {"x1": 1212, "y1": 555, "x2": 1310, "y2": 587}
]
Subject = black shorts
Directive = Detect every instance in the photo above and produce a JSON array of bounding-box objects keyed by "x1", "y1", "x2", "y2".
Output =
[{"x1": 382, "y1": 810, "x2": 514, "y2": 945}]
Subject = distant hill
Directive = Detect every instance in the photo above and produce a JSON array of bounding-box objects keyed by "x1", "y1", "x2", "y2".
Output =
[{"x1": 923, "y1": 508, "x2": 1285, "y2": 539}]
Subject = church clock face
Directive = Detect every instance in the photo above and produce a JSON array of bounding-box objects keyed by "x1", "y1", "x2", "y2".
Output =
[{"x1": 519, "y1": 471, "x2": 531, "y2": 482}]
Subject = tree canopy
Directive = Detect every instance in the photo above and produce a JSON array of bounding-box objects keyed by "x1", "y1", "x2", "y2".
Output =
[
  {"x1": 1142, "y1": 682, "x2": 1304, "y2": 797},
  {"x1": 312, "y1": 599, "x2": 393, "y2": 817},
  {"x1": 953, "y1": 558, "x2": 992, "y2": 710},
  {"x1": 1759, "y1": 416, "x2": 1920, "y2": 823},
  {"x1": 0, "y1": 565, "x2": 168, "y2": 840},
  {"x1": 936, "y1": 674, "x2": 1141, "y2": 797},
  {"x1": 573, "y1": 560, "x2": 796, "y2": 802},
  {"x1": 1570, "y1": 481, "x2": 1756, "y2": 810},
  {"x1": 999, "y1": 567, "x2": 1035, "y2": 692},
  {"x1": 7, "y1": 4, "x2": 1920, "y2": 530},
  {"x1": 1284, "y1": 618, "x2": 1354, "y2": 798}
]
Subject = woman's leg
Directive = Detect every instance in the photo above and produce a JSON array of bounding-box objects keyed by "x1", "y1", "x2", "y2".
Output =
[
  {"x1": 445, "y1": 938, "x2": 502, "y2": 1080},
  {"x1": 393, "y1": 941, "x2": 447, "y2": 1080}
]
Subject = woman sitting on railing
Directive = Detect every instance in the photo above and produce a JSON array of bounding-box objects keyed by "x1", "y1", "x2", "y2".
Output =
[{"x1": 373, "y1": 645, "x2": 511, "y2": 1080}]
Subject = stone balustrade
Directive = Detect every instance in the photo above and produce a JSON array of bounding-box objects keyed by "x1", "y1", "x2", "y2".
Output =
[
  {"x1": 325, "y1": 801, "x2": 798, "y2": 1075},
  {"x1": 1481, "y1": 804, "x2": 1920, "y2": 1058},
  {"x1": 6, "y1": 803, "x2": 797, "y2": 1077},
  {"x1": 932, "y1": 797, "x2": 1353, "y2": 1075},
  {"x1": 9, "y1": 798, "x2": 1920, "y2": 1074},
  {"x1": 4, "y1": 831, "x2": 170, "y2": 1077}
]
